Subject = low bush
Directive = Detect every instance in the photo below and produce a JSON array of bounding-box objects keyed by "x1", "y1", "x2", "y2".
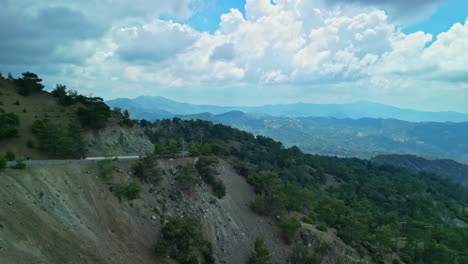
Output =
[
  {"x1": 12, "y1": 160, "x2": 26, "y2": 170},
  {"x1": 278, "y1": 216, "x2": 302, "y2": 244},
  {"x1": 195, "y1": 156, "x2": 226, "y2": 198},
  {"x1": 113, "y1": 180, "x2": 141, "y2": 201},
  {"x1": 156, "y1": 217, "x2": 214, "y2": 264},
  {"x1": 317, "y1": 223, "x2": 327, "y2": 232}
]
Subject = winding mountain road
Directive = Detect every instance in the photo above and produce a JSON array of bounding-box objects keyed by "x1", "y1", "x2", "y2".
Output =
[{"x1": 6, "y1": 156, "x2": 141, "y2": 167}]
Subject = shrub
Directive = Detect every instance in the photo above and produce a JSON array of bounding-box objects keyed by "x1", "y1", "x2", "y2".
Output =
[
  {"x1": 195, "y1": 156, "x2": 226, "y2": 198},
  {"x1": 156, "y1": 217, "x2": 213, "y2": 264},
  {"x1": 113, "y1": 180, "x2": 141, "y2": 201},
  {"x1": 248, "y1": 238, "x2": 272, "y2": 264},
  {"x1": 132, "y1": 155, "x2": 162, "y2": 184},
  {"x1": 175, "y1": 164, "x2": 201, "y2": 193},
  {"x1": 26, "y1": 139, "x2": 34, "y2": 148},
  {"x1": 0, "y1": 155, "x2": 6, "y2": 170},
  {"x1": 0, "y1": 109, "x2": 19, "y2": 140},
  {"x1": 317, "y1": 223, "x2": 327, "y2": 232},
  {"x1": 97, "y1": 159, "x2": 117, "y2": 182},
  {"x1": 12, "y1": 160, "x2": 26, "y2": 170},
  {"x1": 278, "y1": 216, "x2": 302, "y2": 244},
  {"x1": 287, "y1": 245, "x2": 321, "y2": 264},
  {"x1": 303, "y1": 216, "x2": 315, "y2": 225},
  {"x1": 5, "y1": 151, "x2": 15, "y2": 161}
]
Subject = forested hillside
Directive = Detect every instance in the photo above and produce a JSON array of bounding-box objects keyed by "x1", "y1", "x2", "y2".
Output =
[
  {"x1": 372, "y1": 155, "x2": 468, "y2": 187},
  {"x1": 140, "y1": 117, "x2": 468, "y2": 264},
  {"x1": 176, "y1": 111, "x2": 468, "y2": 163},
  {"x1": 2, "y1": 73, "x2": 467, "y2": 263},
  {"x1": 0, "y1": 72, "x2": 147, "y2": 160}
]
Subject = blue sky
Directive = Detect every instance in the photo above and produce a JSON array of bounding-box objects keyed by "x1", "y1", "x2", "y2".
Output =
[
  {"x1": 403, "y1": 0, "x2": 468, "y2": 36},
  {"x1": 1, "y1": 0, "x2": 467, "y2": 112},
  {"x1": 180, "y1": 0, "x2": 468, "y2": 35},
  {"x1": 185, "y1": 0, "x2": 246, "y2": 33}
]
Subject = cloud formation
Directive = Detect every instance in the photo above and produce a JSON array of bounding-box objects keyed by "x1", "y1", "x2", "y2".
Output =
[{"x1": 0, "y1": 0, "x2": 467, "y2": 112}]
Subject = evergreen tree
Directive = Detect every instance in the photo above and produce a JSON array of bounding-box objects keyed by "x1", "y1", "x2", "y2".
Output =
[
  {"x1": 248, "y1": 238, "x2": 272, "y2": 264},
  {"x1": 15, "y1": 72, "x2": 44, "y2": 96}
]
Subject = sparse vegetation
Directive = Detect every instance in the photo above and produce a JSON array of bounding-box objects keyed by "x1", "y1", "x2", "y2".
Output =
[
  {"x1": 278, "y1": 216, "x2": 302, "y2": 244},
  {"x1": 132, "y1": 154, "x2": 162, "y2": 184},
  {"x1": 156, "y1": 217, "x2": 214, "y2": 264},
  {"x1": 97, "y1": 159, "x2": 117, "y2": 182},
  {"x1": 247, "y1": 238, "x2": 273, "y2": 264},
  {"x1": 5, "y1": 151, "x2": 16, "y2": 161},
  {"x1": 316, "y1": 223, "x2": 327, "y2": 232},
  {"x1": 0, "y1": 155, "x2": 6, "y2": 170},
  {"x1": 175, "y1": 164, "x2": 201, "y2": 193},
  {"x1": 0, "y1": 109, "x2": 19, "y2": 140},
  {"x1": 287, "y1": 245, "x2": 321, "y2": 264},
  {"x1": 195, "y1": 156, "x2": 226, "y2": 198},
  {"x1": 113, "y1": 180, "x2": 141, "y2": 201},
  {"x1": 12, "y1": 160, "x2": 26, "y2": 170}
]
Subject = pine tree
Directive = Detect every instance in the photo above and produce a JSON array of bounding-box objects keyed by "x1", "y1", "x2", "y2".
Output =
[{"x1": 248, "y1": 238, "x2": 272, "y2": 264}]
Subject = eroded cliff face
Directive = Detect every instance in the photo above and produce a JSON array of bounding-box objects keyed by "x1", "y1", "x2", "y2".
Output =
[
  {"x1": 85, "y1": 125, "x2": 154, "y2": 157},
  {"x1": 0, "y1": 158, "x2": 371, "y2": 264}
]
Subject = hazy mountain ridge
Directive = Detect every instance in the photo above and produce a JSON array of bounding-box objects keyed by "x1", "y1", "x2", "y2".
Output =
[
  {"x1": 176, "y1": 111, "x2": 468, "y2": 163},
  {"x1": 106, "y1": 96, "x2": 468, "y2": 122}
]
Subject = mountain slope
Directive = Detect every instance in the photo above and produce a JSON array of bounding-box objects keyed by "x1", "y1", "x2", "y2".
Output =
[
  {"x1": 106, "y1": 96, "x2": 468, "y2": 122},
  {"x1": 372, "y1": 154, "x2": 468, "y2": 187},
  {"x1": 179, "y1": 111, "x2": 468, "y2": 163}
]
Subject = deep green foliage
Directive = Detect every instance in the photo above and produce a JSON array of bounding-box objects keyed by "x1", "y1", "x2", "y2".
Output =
[
  {"x1": 141, "y1": 118, "x2": 468, "y2": 263},
  {"x1": 175, "y1": 164, "x2": 201, "y2": 193},
  {"x1": 97, "y1": 159, "x2": 117, "y2": 182},
  {"x1": 287, "y1": 245, "x2": 321, "y2": 264},
  {"x1": 132, "y1": 155, "x2": 162, "y2": 184},
  {"x1": 120, "y1": 109, "x2": 134, "y2": 127},
  {"x1": 195, "y1": 156, "x2": 226, "y2": 198},
  {"x1": 0, "y1": 155, "x2": 6, "y2": 170},
  {"x1": 248, "y1": 238, "x2": 273, "y2": 264},
  {"x1": 0, "y1": 108, "x2": 19, "y2": 140},
  {"x1": 156, "y1": 217, "x2": 214, "y2": 264},
  {"x1": 32, "y1": 118, "x2": 86, "y2": 158},
  {"x1": 51, "y1": 84, "x2": 78, "y2": 106},
  {"x1": 77, "y1": 100, "x2": 111, "y2": 130},
  {"x1": 113, "y1": 180, "x2": 141, "y2": 201},
  {"x1": 14, "y1": 72, "x2": 44, "y2": 96},
  {"x1": 153, "y1": 140, "x2": 182, "y2": 157},
  {"x1": 316, "y1": 223, "x2": 327, "y2": 232},
  {"x1": 5, "y1": 151, "x2": 15, "y2": 161},
  {"x1": 278, "y1": 216, "x2": 302, "y2": 244},
  {"x1": 12, "y1": 160, "x2": 26, "y2": 170}
]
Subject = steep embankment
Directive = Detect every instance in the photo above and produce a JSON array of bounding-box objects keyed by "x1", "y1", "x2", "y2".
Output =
[
  {"x1": 85, "y1": 125, "x2": 154, "y2": 157},
  {"x1": 0, "y1": 158, "x2": 364, "y2": 264}
]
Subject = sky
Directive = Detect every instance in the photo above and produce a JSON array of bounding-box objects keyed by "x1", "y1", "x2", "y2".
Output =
[{"x1": 1, "y1": 0, "x2": 467, "y2": 112}]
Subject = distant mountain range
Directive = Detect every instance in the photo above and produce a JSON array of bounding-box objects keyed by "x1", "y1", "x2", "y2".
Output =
[
  {"x1": 106, "y1": 96, "x2": 468, "y2": 163},
  {"x1": 177, "y1": 111, "x2": 468, "y2": 163},
  {"x1": 372, "y1": 154, "x2": 468, "y2": 187},
  {"x1": 106, "y1": 96, "x2": 468, "y2": 123}
]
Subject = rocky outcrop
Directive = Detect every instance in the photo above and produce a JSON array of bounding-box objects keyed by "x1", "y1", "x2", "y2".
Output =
[
  {"x1": 295, "y1": 226, "x2": 373, "y2": 264},
  {"x1": 85, "y1": 125, "x2": 154, "y2": 156}
]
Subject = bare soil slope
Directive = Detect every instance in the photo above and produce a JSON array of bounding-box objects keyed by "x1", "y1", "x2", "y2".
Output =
[
  {"x1": 0, "y1": 157, "x2": 367, "y2": 264},
  {"x1": 0, "y1": 158, "x2": 287, "y2": 264}
]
